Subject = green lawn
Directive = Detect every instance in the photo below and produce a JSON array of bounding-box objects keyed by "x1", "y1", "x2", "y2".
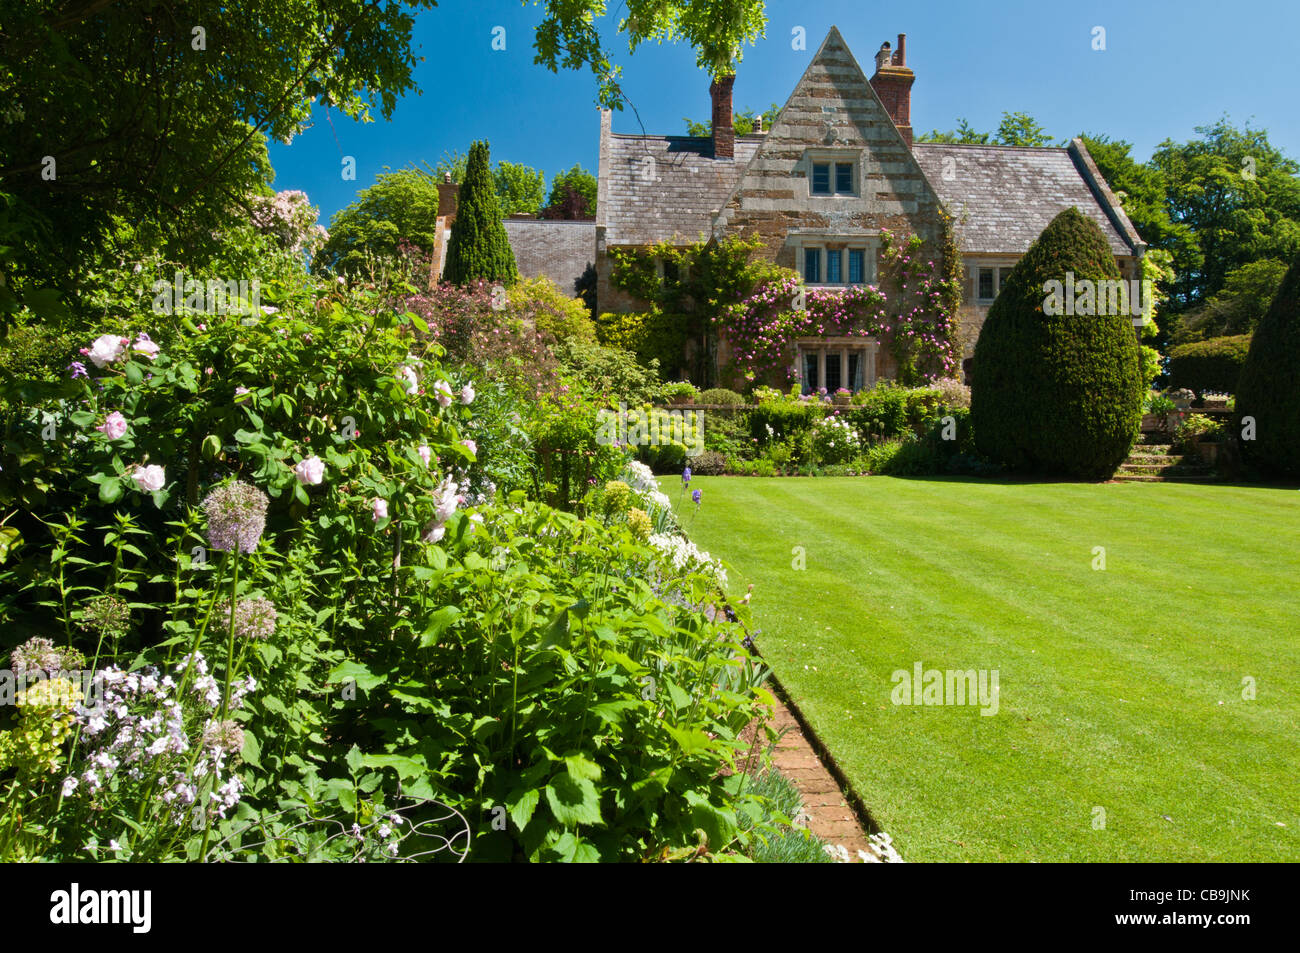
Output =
[{"x1": 675, "y1": 476, "x2": 1300, "y2": 862}]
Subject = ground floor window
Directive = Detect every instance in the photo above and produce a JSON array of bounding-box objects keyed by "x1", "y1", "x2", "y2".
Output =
[{"x1": 797, "y1": 338, "x2": 877, "y2": 394}]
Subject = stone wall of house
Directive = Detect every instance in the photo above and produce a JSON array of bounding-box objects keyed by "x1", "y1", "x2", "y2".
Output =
[{"x1": 712, "y1": 29, "x2": 946, "y2": 270}]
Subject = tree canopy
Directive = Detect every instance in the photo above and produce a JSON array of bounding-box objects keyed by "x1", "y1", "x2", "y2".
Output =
[
  {"x1": 918, "y1": 112, "x2": 1054, "y2": 147},
  {"x1": 315, "y1": 166, "x2": 442, "y2": 276}
]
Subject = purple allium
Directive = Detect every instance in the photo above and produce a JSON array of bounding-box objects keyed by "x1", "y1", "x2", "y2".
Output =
[
  {"x1": 202, "y1": 480, "x2": 269, "y2": 554},
  {"x1": 218, "y1": 596, "x2": 277, "y2": 640}
]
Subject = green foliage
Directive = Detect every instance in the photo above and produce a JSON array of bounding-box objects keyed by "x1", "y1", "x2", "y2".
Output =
[
  {"x1": 551, "y1": 338, "x2": 663, "y2": 405},
  {"x1": 315, "y1": 166, "x2": 442, "y2": 277},
  {"x1": 919, "y1": 112, "x2": 1053, "y2": 146},
  {"x1": 698, "y1": 388, "x2": 746, "y2": 406},
  {"x1": 1172, "y1": 413, "x2": 1225, "y2": 453},
  {"x1": 544, "y1": 165, "x2": 598, "y2": 219},
  {"x1": 509, "y1": 276, "x2": 598, "y2": 343},
  {"x1": 738, "y1": 769, "x2": 833, "y2": 863},
  {"x1": 1236, "y1": 252, "x2": 1300, "y2": 475},
  {"x1": 493, "y1": 161, "x2": 548, "y2": 218},
  {"x1": 690, "y1": 451, "x2": 727, "y2": 476},
  {"x1": 1167, "y1": 335, "x2": 1252, "y2": 396},
  {"x1": 442, "y1": 142, "x2": 518, "y2": 287},
  {"x1": 1174, "y1": 259, "x2": 1289, "y2": 342},
  {"x1": 0, "y1": 0, "x2": 435, "y2": 292},
  {"x1": 683, "y1": 103, "x2": 781, "y2": 137},
  {"x1": 971, "y1": 208, "x2": 1143, "y2": 478},
  {"x1": 533, "y1": 0, "x2": 768, "y2": 104},
  {"x1": 1151, "y1": 119, "x2": 1300, "y2": 311},
  {"x1": 661, "y1": 381, "x2": 699, "y2": 400},
  {"x1": 597, "y1": 311, "x2": 691, "y2": 379}
]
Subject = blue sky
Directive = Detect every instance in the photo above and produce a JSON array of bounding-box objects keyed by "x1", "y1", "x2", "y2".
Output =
[{"x1": 269, "y1": 0, "x2": 1300, "y2": 224}]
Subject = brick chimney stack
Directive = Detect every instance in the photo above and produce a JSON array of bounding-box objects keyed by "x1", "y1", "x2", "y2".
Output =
[
  {"x1": 437, "y1": 172, "x2": 459, "y2": 220},
  {"x1": 711, "y1": 74, "x2": 735, "y2": 159},
  {"x1": 869, "y1": 33, "x2": 915, "y2": 148}
]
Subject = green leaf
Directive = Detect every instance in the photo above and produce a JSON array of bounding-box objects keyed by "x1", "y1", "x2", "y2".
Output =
[
  {"x1": 564, "y1": 754, "x2": 602, "y2": 782},
  {"x1": 98, "y1": 478, "x2": 123, "y2": 504},
  {"x1": 326, "y1": 659, "x2": 385, "y2": 691},
  {"x1": 545, "y1": 773, "x2": 603, "y2": 827},
  {"x1": 506, "y1": 788, "x2": 541, "y2": 831},
  {"x1": 359, "y1": 753, "x2": 427, "y2": 780},
  {"x1": 665, "y1": 725, "x2": 712, "y2": 755},
  {"x1": 344, "y1": 744, "x2": 364, "y2": 776},
  {"x1": 0, "y1": 527, "x2": 21, "y2": 565},
  {"x1": 418, "y1": 606, "x2": 461, "y2": 647}
]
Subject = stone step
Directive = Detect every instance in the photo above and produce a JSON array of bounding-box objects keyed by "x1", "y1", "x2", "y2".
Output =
[
  {"x1": 1113, "y1": 473, "x2": 1219, "y2": 483},
  {"x1": 1117, "y1": 464, "x2": 1212, "y2": 476}
]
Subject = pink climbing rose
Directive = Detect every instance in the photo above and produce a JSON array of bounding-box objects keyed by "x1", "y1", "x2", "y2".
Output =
[{"x1": 98, "y1": 411, "x2": 128, "y2": 440}]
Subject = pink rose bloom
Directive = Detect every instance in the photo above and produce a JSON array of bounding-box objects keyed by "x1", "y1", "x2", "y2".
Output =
[
  {"x1": 417, "y1": 445, "x2": 432, "y2": 467},
  {"x1": 235, "y1": 386, "x2": 250, "y2": 397},
  {"x1": 425, "y1": 524, "x2": 446, "y2": 543},
  {"x1": 133, "y1": 333, "x2": 160, "y2": 360},
  {"x1": 97, "y1": 411, "x2": 128, "y2": 441},
  {"x1": 433, "y1": 380, "x2": 454, "y2": 408},
  {"x1": 460, "y1": 382, "x2": 475, "y2": 405},
  {"x1": 463, "y1": 439, "x2": 477, "y2": 457},
  {"x1": 131, "y1": 464, "x2": 166, "y2": 493},
  {"x1": 371, "y1": 498, "x2": 388, "y2": 522},
  {"x1": 396, "y1": 366, "x2": 418, "y2": 396},
  {"x1": 434, "y1": 478, "x2": 459, "y2": 523},
  {"x1": 87, "y1": 334, "x2": 129, "y2": 369},
  {"x1": 294, "y1": 455, "x2": 325, "y2": 485}
]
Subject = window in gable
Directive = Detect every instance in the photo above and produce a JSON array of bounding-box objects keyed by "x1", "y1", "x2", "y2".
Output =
[
  {"x1": 811, "y1": 163, "x2": 831, "y2": 195},
  {"x1": 835, "y1": 163, "x2": 854, "y2": 194}
]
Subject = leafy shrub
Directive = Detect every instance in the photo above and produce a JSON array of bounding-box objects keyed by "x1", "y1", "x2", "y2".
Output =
[
  {"x1": 596, "y1": 310, "x2": 691, "y2": 380},
  {"x1": 1236, "y1": 251, "x2": 1300, "y2": 475},
  {"x1": 661, "y1": 380, "x2": 699, "y2": 401},
  {"x1": 749, "y1": 400, "x2": 822, "y2": 447},
  {"x1": 550, "y1": 337, "x2": 662, "y2": 406},
  {"x1": 1167, "y1": 335, "x2": 1251, "y2": 396},
  {"x1": 739, "y1": 769, "x2": 833, "y2": 864},
  {"x1": 1173, "y1": 413, "x2": 1225, "y2": 453},
  {"x1": 690, "y1": 451, "x2": 727, "y2": 476},
  {"x1": 443, "y1": 141, "x2": 518, "y2": 286},
  {"x1": 971, "y1": 207, "x2": 1143, "y2": 478},
  {"x1": 811, "y1": 415, "x2": 861, "y2": 464},
  {"x1": 509, "y1": 275, "x2": 597, "y2": 343},
  {"x1": 698, "y1": 387, "x2": 746, "y2": 406}
]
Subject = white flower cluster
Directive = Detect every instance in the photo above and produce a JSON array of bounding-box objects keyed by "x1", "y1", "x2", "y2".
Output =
[
  {"x1": 62, "y1": 654, "x2": 254, "y2": 826},
  {"x1": 648, "y1": 533, "x2": 727, "y2": 587},
  {"x1": 823, "y1": 831, "x2": 905, "y2": 863}
]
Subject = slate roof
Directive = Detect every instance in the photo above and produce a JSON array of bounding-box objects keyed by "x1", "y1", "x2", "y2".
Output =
[
  {"x1": 504, "y1": 220, "x2": 596, "y2": 295},
  {"x1": 900, "y1": 143, "x2": 1139, "y2": 256},
  {"x1": 598, "y1": 127, "x2": 1143, "y2": 257},
  {"x1": 599, "y1": 134, "x2": 763, "y2": 246}
]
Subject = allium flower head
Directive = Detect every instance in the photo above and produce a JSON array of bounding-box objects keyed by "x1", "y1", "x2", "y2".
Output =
[
  {"x1": 202, "y1": 480, "x2": 269, "y2": 553},
  {"x1": 218, "y1": 597, "x2": 277, "y2": 640},
  {"x1": 11, "y1": 636, "x2": 86, "y2": 674}
]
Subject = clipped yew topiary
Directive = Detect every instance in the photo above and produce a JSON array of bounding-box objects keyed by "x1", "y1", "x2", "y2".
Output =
[
  {"x1": 1235, "y1": 251, "x2": 1300, "y2": 476},
  {"x1": 970, "y1": 207, "x2": 1143, "y2": 478},
  {"x1": 442, "y1": 140, "x2": 518, "y2": 287},
  {"x1": 1168, "y1": 334, "x2": 1252, "y2": 396}
]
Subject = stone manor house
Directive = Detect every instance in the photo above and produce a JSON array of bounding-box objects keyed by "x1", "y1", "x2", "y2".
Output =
[{"x1": 473, "y1": 25, "x2": 1145, "y2": 391}]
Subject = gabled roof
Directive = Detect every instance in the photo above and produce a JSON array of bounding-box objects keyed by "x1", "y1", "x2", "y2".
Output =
[
  {"x1": 911, "y1": 141, "x2": 1143, "y2": 256},
  {"x1": 599, "y1": 134, "x2": 763, "y2": 246}
]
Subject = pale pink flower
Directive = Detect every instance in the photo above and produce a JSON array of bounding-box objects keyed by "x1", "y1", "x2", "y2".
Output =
[
  {"x1": 294, "y1": 455, "x2": 325, "y2": 485},
  {"x1": 433, "y1": 380, "x2": 454, "y2": 408},
  {"x1": 97, "y1": 411, "x2": 128, "y2": 440},
  {"x1": 463, "y1": 439, "x2": 477, "y2": 456},
  {"x1": 87, "y1": 334, "x2": 129, "y2": 369},
  {"x1": 372, "y1": 498, "x2": 388, "y2": 522},
  {"x1": 417, "y1": 445, "x2": 432, "y2": 467},
  {"x1": 133, "y1": 333, "x2": 160, "y2": 360},
  {"x1": 396, "y1": 365, "x2": 418, "y2": 396},
  {"x1": 132, "y1": 464, "x2": 166, "y2": 493},
  {"x1": 460, "y1": 382, "x2": 476, "y2": 405}
]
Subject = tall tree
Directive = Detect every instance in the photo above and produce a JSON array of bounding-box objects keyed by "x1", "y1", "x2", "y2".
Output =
[
  {"x1": 443, "y1": 141, "x2": 517, "y2": 287},
  {"x1": 435, "y1": 151, "x2": 548, "y2": 218},
  {"x1": 683, "y1": 103, "x2": 781, "y2": 136},
  {"x1": 919, "y1": 112, "x2": 1051, "y2": 146},
  {"x1": 1151, "y1": 119, "x2": 1300, "y2": 311},
  {"x1": 542, "y1": 165, "x2": 598, "y2": 219},
  {"x1": 315, "y1": 166, "x2": 441, "y2": 276},
  {"x1": 1235, "y1": 251, "x2": 1300, "y2": 475}
]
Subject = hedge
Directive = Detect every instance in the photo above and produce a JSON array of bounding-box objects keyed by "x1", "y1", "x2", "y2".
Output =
[{"x1": 1167, "y1": 334, "x2": 1252, "y2": 396}]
